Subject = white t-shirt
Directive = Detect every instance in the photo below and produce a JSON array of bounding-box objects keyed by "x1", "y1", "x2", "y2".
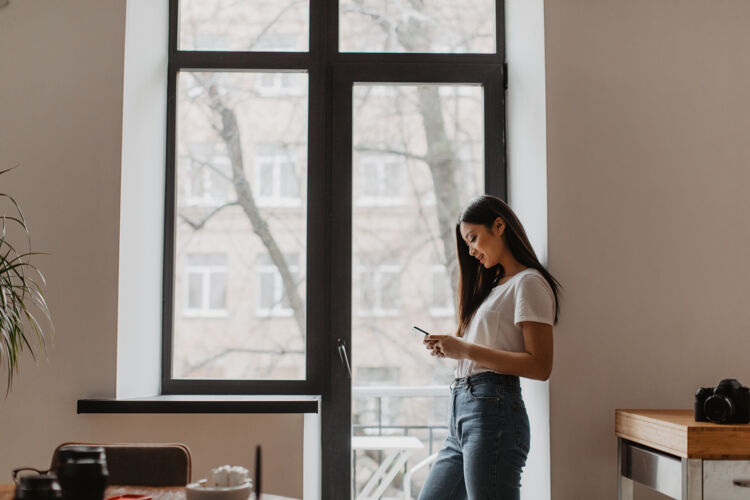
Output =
[{"x1": 455, "y1": 268, "x2": 556, "y2": 378}]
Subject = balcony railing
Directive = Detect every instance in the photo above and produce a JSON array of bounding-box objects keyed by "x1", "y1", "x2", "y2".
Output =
[{"x1": 352, "y1": 385, "x2": 450, "y2": 500}]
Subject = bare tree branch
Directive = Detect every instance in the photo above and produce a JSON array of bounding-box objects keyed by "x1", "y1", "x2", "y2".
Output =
[
  {"x1": 193, "y1": 73, "x2": 307, "y2": 341},
  {"x1": 246, "y1": 0, "x2": 307, "y2": 50},
  {"x1": 179, "y1": 201, "x2": 239, "y2": 230},
  {"x1": 187, "y1": 156, "x2": 233, "y2": 182},
  {"x1": 354, "y1": 145, "x2": 427, "y2": 163},
  {"x1": 184, "y1": 346, "x2": 305, "y2": 377}
]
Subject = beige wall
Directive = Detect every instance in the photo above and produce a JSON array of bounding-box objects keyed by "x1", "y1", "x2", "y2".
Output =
[
  {"x1": 0, "y1": 1, "x2": 302, "y2": 497},
  {"x1": 545, "y1": 1, "x2": 750, "y2": 498}
]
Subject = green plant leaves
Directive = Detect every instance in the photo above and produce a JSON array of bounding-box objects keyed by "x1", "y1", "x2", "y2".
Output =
[{"x1": 0, "y1": 168, "x2": 52, "y2": 394}]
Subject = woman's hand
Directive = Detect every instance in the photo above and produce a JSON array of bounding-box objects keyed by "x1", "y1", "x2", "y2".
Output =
[
  {"x1": 423, "y1": 336, "x2": 444, "y2": 358},
  {"x1": 424, "y1": 335, "x2": 471, "y2": 360}
]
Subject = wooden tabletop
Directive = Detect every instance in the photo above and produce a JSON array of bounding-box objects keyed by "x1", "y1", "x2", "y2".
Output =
[
  {"x1": 0, "y1": 484, "x2": 296, "y2": 500},
  {"x1": 616, "y1": 409, "x2": 750, "y2": 459}
]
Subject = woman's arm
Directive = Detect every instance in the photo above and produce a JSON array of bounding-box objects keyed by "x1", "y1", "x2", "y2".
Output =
[{"x1": 424, "y1": 321, "x2": 554, "y2": 381}]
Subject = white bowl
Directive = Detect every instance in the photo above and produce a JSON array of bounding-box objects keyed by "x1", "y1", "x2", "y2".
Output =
[{"x1": 185, "y1": 481, "x2": 253, "y2": 500}]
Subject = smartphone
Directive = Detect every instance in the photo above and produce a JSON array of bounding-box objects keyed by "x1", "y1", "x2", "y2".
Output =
[{"x1": 412, "y1": 326, "x2": 431, "y2": 336}]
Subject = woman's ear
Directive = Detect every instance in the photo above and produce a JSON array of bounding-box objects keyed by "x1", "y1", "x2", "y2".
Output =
[{"x1": 494, "y1": 217, "x2": 505, "y2": 235}]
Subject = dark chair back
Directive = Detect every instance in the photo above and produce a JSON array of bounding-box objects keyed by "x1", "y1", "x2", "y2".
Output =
[{"x1": 51, "y1": 442, "x2": 192, "y2": 486}]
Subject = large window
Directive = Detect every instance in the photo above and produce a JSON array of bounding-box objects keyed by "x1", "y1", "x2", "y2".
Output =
[
  {"x1": 163, "y1": 0, "x2": 506, "y2": 397},
  {"x1": 165, "y1": 1, "x2": 505, "y2": 497}
]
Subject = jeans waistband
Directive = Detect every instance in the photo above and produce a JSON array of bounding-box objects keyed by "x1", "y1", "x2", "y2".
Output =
[{"x1": 452, "y1": 372, "x2": 520, "y2": 392}]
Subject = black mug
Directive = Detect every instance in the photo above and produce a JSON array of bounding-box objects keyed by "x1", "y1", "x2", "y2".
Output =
[
  {"x1": 12, "y1": 468, "x2": 63, "y2": 500},
  {"x1": 52, "y1": 446, "x2": 109, "y2": 500}
]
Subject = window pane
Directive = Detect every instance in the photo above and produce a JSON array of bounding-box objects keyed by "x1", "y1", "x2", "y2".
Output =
[
  {"x1": 351, "y1": 84, "x2": 484, "y2": 498},
  {"x1": 173, "y1": 71, "x2": 308, "y2": 380},
  {"x1": 254, "y1": 144, "x2": 302, "y2": 205},
  {"x1": 280, "y1": 161, "x2": 298, "y2": 198},
  {"x1": 339, "y1": 0, "x2": 495, "y2": 53},
  {"x1": 260, "y1": 163, "x2": 274, "y2": 197},
  {"x1": 351, "y1": 84, "x2": 483, "y2": 379},
  {"x1": 209, "y1": 272, "x2": 228, "y2": 309},
  {"x1": 259, "y1": 272, "x2": 276, "y2": 310},
  {"x1": 356, "y1": 266, "x2": 374, "y2": 312},
  {"x1": 187, "y1": 273, "x2": 203, "y2": 309},
  {"x1": 357, "y1": 161, "x2": 376, "y2": 199},
  {"x1": 380, "y1": 270, "x2": 400, "y2": 310},
  {"x1": 179, "y1": 0, "x2": 309, "y2": 52},
  {"x1": 384, "y1": 160, "x2": 403, "y2": 196}
]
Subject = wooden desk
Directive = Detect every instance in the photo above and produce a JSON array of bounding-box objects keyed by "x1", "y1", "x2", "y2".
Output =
[
  {"x1": 0, "y1": 484, "x2": 296, "y2": 500},
  {"x1": 616, "y1": 409, "x2": 750, "y2": 499}
]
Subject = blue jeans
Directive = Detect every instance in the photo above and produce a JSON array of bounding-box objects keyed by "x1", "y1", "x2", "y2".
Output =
[{"x1": 418, "y1": 372, "x2": 530, "y2": 500}]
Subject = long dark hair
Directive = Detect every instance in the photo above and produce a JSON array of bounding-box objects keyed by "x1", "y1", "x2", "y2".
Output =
[{"x1": 455, "y1": 195, "x2": 561, "y2": 337}]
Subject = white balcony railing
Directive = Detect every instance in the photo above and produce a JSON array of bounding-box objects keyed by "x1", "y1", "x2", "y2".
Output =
[{"x1": 352, "y1": 385, "x2": 450, "y2": 500}]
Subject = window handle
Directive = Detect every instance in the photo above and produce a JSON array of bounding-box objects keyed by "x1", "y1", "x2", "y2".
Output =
[
  {"x1": 733, "y1": 479, "x2": 750, "y2": 487},
  {"x1": 337, "y1": 339, "x2": 351, "y2": 378}
]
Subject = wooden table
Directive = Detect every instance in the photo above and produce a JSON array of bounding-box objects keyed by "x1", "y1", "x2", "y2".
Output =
[
  {"x1": 616, "y1": 409, "x2": 750, "y2": 499},
  {"x1": 0, "y1": 484, "x2": 296, "y2": 500}
]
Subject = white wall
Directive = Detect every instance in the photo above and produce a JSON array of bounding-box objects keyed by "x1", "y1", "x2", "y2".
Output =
[
  {"x1": 545, "y1": 1, "x2": 750, "y2": 498},
  {"x1": 117, "y1": 0, "x2": 166, "y2": 399},
  {"x1": 505, "y1": 1, "x2": 551, "y2": 499},
  {"x1": 0, "y1": 2, "x2": 303, "y2": 497}
]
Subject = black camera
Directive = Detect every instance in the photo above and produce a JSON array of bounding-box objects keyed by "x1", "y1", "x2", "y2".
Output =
[
  {"x1": 52, "y1": 446, "x2": 109, "y2": 500},
  {"x1": 694, "y1": 379, "x2": 750, "y2": 424}
]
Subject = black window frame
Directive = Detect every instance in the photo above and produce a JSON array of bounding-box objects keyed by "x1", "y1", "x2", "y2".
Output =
[{"x1": 162, "y1": 0, "x2": 506, "y2": 396}]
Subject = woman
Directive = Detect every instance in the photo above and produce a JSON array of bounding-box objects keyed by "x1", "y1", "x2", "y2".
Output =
[{"x1": 419, "y1": 194, "x2": 560, "y2": 500}]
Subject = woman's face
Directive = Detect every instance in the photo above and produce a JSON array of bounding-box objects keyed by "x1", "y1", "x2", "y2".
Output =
[{"x1": 459, "y1": 219, "x2": 505, "y2": 268}]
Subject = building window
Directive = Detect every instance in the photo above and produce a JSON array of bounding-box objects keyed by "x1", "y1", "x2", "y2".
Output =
[
  {"x1": 182, "y1": 143, "x2": 233, "y2": 207},
  {"x1": 429, "y1": 263, "x2": 454, "y2": 317},
  {"x1": 184, "y1": 253, "x2": 228, "y2": 317},
  {"x1": 257, "y1": 253, "x2": 299, "y2": 317},
  {"x1": 254, "y1": 143, "x2": 301, "y2": 206},
  {"x1": 256, "y1": 71, "x2": 306, "y2": 97},
  {"x1": 355, "y1": 259, "x2": 401, "y2": 317},
  {"x1": 355, "y1": 153, "x2": 405, "y2": 207}
]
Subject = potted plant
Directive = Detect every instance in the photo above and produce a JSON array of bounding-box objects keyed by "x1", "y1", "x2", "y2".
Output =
[{"x1": 0, "y1": 167, "x2": 52, "y2": 393}]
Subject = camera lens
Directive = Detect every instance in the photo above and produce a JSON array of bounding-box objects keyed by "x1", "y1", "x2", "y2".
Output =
[{"x1": 705, "y1": 394, "x2": 734, "y2": 423}]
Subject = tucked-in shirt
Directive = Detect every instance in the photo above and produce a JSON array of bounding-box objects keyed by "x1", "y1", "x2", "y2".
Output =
[{"x1": 455, "y1": 268, "x2": 555, "y2": 378}]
